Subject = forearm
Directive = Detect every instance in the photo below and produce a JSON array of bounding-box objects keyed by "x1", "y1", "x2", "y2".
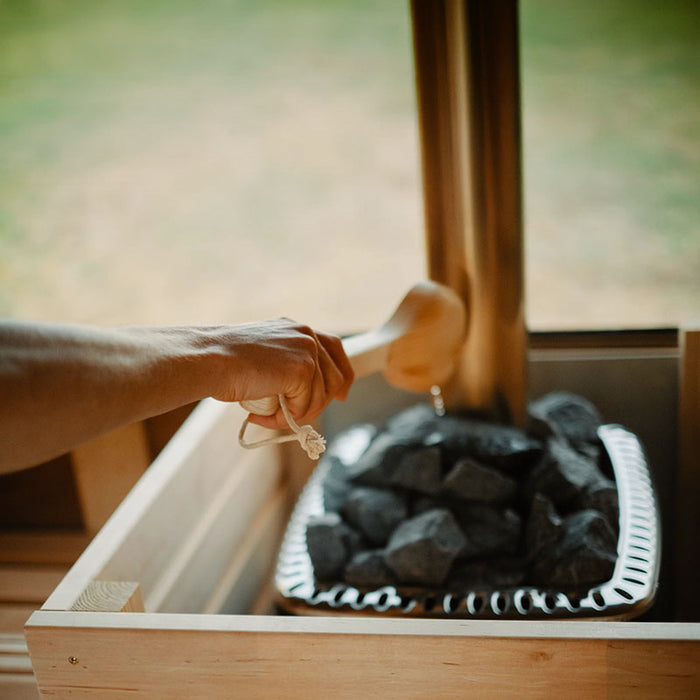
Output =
[{"x1": 0, "y1": 322, "x2": 221, "y2": 473}]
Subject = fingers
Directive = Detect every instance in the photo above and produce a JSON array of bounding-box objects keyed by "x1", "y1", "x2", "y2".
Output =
[{"x1": 245, "y1": 322, "x2": 353, "y2": 430}]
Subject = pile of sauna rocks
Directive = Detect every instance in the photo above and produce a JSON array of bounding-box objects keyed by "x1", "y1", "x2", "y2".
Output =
[{"x1": 305, "y1": 391, "x2": 620, "y2": 594}]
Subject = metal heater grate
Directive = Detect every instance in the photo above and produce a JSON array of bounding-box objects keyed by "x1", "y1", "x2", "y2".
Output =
[{"x1": 275, "y1": 424, "x2": 660, "y2": 620}]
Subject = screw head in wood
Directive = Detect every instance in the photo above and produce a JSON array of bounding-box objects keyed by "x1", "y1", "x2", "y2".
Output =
[{"x1": 68, "y1": 656, "x2": 79, "y2": 665}]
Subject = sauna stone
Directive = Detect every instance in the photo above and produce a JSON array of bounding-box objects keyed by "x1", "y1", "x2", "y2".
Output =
[
  {"x1": 309, "y1": 394, "x2": 621, "y2": 594},
  {"x1": 390, "y1": 446, "x2": 443, "y2": 495},
  {"x1": 384, "y1": 508, "x2": 467, "y2": 587},
  {"x1": 442, "y1": 457, "x2": 518, "y2": 504},
  {"x1": 344, "y1": 550, "x2": 395, "y2": 589},
  {"x1": 306, "y1": 512, "x2": 361, "y2": 582},
  {"x1": 525, "y1": 493, "x2": 564, "y2": 558},
  {"x1": 527, "y1": 437, "x2": 611, "y2": 511},
  {"x1": 530, "y1": 509, "x2": 617, "y2": 588},
  {"x1": 341, "y1": 486, "x2": 408, "y2": 546},
  {"x1": 527, "y1": 391, "x2": 603, "y2": 447},
  {"x1": 452, "y1": 503, "x2": 521, "y2": 558}
]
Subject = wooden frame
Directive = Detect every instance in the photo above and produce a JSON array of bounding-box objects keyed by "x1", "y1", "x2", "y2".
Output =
[{"x1": 22, "y1": 397, "x2": 700, "y2": 697}]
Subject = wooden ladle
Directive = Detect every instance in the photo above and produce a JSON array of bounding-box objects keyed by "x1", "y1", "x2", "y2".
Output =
[{"x1": 241, "y1": 280, "x2": 467, "y2": 418}]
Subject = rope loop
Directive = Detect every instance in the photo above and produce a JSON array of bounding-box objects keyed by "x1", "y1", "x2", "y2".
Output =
[{"x1": 239, "y1": 394, "x2": 326, "y2": 460}]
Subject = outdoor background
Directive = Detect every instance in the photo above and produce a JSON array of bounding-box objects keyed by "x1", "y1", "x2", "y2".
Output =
[{"x1": 1, "y1": 0, "x2": 698, "y2": 333}]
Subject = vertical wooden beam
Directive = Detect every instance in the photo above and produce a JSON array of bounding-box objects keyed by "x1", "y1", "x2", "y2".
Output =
[
  {"x1": 676, "y1": 326, "x2": 700, "y2": 621},
  {"x1": 71, "y1": 422, "x2": 151, "y2": 535},
  {"x1": 410, "y1": 0, "x2": 527, "y2": 423}
]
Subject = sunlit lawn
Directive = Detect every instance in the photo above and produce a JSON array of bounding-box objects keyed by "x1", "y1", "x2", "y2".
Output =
[{"x1": 0, "y1": 0, "x2": 698, "y2": 330}]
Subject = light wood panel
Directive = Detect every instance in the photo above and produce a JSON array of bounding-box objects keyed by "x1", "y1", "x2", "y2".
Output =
[
  {"x1": 25, "y1": 613, "x2": 700, "y2": 699},
  {"x1": 0, "y1": 531, "x2": 90, "y2": 566}
]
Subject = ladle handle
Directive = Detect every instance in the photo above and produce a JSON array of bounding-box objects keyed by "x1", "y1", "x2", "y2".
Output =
[{"x1": 239, "y1": 327, "x2": 399, "y2": 417}]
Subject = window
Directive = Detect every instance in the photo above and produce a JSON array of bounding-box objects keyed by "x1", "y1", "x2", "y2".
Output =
[
  {"x1": 520, "y1": 0, "x2": 700, "y2": 330},
  {"x1": 0, "y1": 1, "x2": 423, "y2": 333}
]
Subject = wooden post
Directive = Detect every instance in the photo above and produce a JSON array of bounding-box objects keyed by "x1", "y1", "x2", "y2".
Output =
[
  {"x1": 410, "y1": 0, "x2": 527, "y2": 424},
  {"x1": 71, "y1": 422, "x2": 151, "y2": 535},
  {"x1": 70, "y1": 581, "x2": 144, "y2": 613},
  {"x1": 676, "y1": 326, "x2": 700, "y2": 621}
]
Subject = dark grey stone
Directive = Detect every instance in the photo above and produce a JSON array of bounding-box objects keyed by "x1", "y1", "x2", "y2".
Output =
[
  {"x1": 442, "y1": 457, "x2": 518, "y2": 504},
  {"x1": 453, "y1": 504, "x2": 522, "y2": 558},
  {"x1": 576, "y1": 478, "x2": 619, "y2": 535},
  {"x1": 447, "y1": 557, "x2": 527, "y2": 590},
  {"x1": 322, "y1": 456, "x2": 352, "y2": 513},
  {"x1": 527, "y1": 437, "x2": 610, "y2": 510},
  {"x1": 527, "y1": 391, "x2": 603, "y2": 446},
  {"x1": 525, "y1": 493, "x2": 563, "y2": 558},
  {"x1": 306, "y1": 512, "x2": 362, "y2": 582},
  {"x1": 390, "y1": 445, "x2": 443, "y2": 495},
  {"x1": 341, "y1": 487, "x2": 408, "y2": 546},
  {"x1": 344, "y1": 550, "x2": 395, "y2": 588},
  {"x1": 430, "y1": 417, "x2": 543, "y2": 473},
  {"x1": 384, "y1": 402, "x2": 443, "y2": 440},
  {"x1": 344, "y1": 431, "x2": 419, "y2": 487},
  {"x1": 410, "y1": 495, "x2": 444, "y2": 516},
  {"x1": 384, "y1": 508, "x2": 467, "y2": 587},
  {"x1": 322, "y1": 424, "x2": 378, "y2": 512},
  {"x1": 530, "y1": 509, "x2": 617, "y2": 588}
]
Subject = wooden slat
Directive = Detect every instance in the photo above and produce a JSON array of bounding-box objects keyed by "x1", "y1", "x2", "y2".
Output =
[
  {"x1": 677, "y1": 326, "x2": 700, "y2": 621},
  {"x1": 0, "y1": 604, "x2": 36, "y2": 635},
  {"x1": 0, "y1": 633, "x2": 35, "y2": 693},
  {"x1": 0, "y1": 674, "x2": 40, "y2": 700},
  {"x1": 0, "y1": 565, "x2": 67, "y2": 605},
  {"x1": 0, "y1": 633, "x2": 28, "y2": 654},
  {"x1": 0, "y1": 531, "x2": 89, "y2": 565},
  {"x1": 146, "y1": 443, "x2": 282, "y2": 613},
  {"x1": 202, "y1": 484, "x2": 287, "y2": 615},
  {"x1": 0, "y1": 653, "x2": 33, "y2": 674},
  {"x1": 72, "y1": 421, "x2": 151, "y2": 535},
  {"x1": 25, "y1": 613, "x2": 700, "y2": 699}
]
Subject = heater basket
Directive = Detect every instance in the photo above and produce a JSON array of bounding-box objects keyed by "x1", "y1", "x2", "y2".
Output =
[{"x1": 275, "y1": 424, "x2": 660, "y2": 621}]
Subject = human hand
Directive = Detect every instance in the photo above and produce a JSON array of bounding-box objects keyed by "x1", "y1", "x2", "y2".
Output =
[{"x1": 209, "y1": 319, "x2": 353, "y2": 430}]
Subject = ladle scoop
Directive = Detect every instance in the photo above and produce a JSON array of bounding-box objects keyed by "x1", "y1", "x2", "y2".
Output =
[{"x1": 241, "y1": 280, "x2": 467, "y2": 418}]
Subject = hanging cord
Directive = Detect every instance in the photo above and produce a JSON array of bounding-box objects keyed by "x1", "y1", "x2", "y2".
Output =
[{"x1": 238, "y1": 394, "x2": 326, "y2": 460}]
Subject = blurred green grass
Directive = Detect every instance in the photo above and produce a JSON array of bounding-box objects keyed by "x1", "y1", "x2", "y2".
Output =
[{"x1": 0, "y1": 0, "x2": 698, "y2": 329}]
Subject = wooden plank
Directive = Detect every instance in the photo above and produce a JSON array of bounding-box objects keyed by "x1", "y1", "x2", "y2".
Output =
[
  {"x1": 42, "y1": 400, "x2": 269, "y2": 612},
  {"x1": 70, "y1": 582, "x2": 144, "y2": 613},
  {"x1": 72, "y1": 421, "x2": 151, "y2": 535},
  {"x1": 25, "y1": 613, "x2": 700, "y2": 699},
  {"x1": 0, "y1": 653, "x2": 33, "y2": 674},
  {"x1": 677, "y1": 326, "x2": 700, "y2": 621},
  {"x1": 0, "y1": 565, "x2": 67, "y2": 604},
  {"x1": 146, "y1": 445, "x2": 282, "y2": 613},
  {"x1": 202, "y1": 484, "x2": 287, "y2": 615},
  {"x1": 0, "y1": 674, "x2": 40, "y2": 700},
  {"x1": 410, "y1": 0, "x2": 526, "y2": 423},
  {"x1": 0, "y1": 604, "x2": 36, "y2": 635},
  {"x1": 0, "y1": 531, "x2": 90, "y2": 565},
  {"x1": 0, "y1": 633, "x2": 29, "y2": 654}
]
